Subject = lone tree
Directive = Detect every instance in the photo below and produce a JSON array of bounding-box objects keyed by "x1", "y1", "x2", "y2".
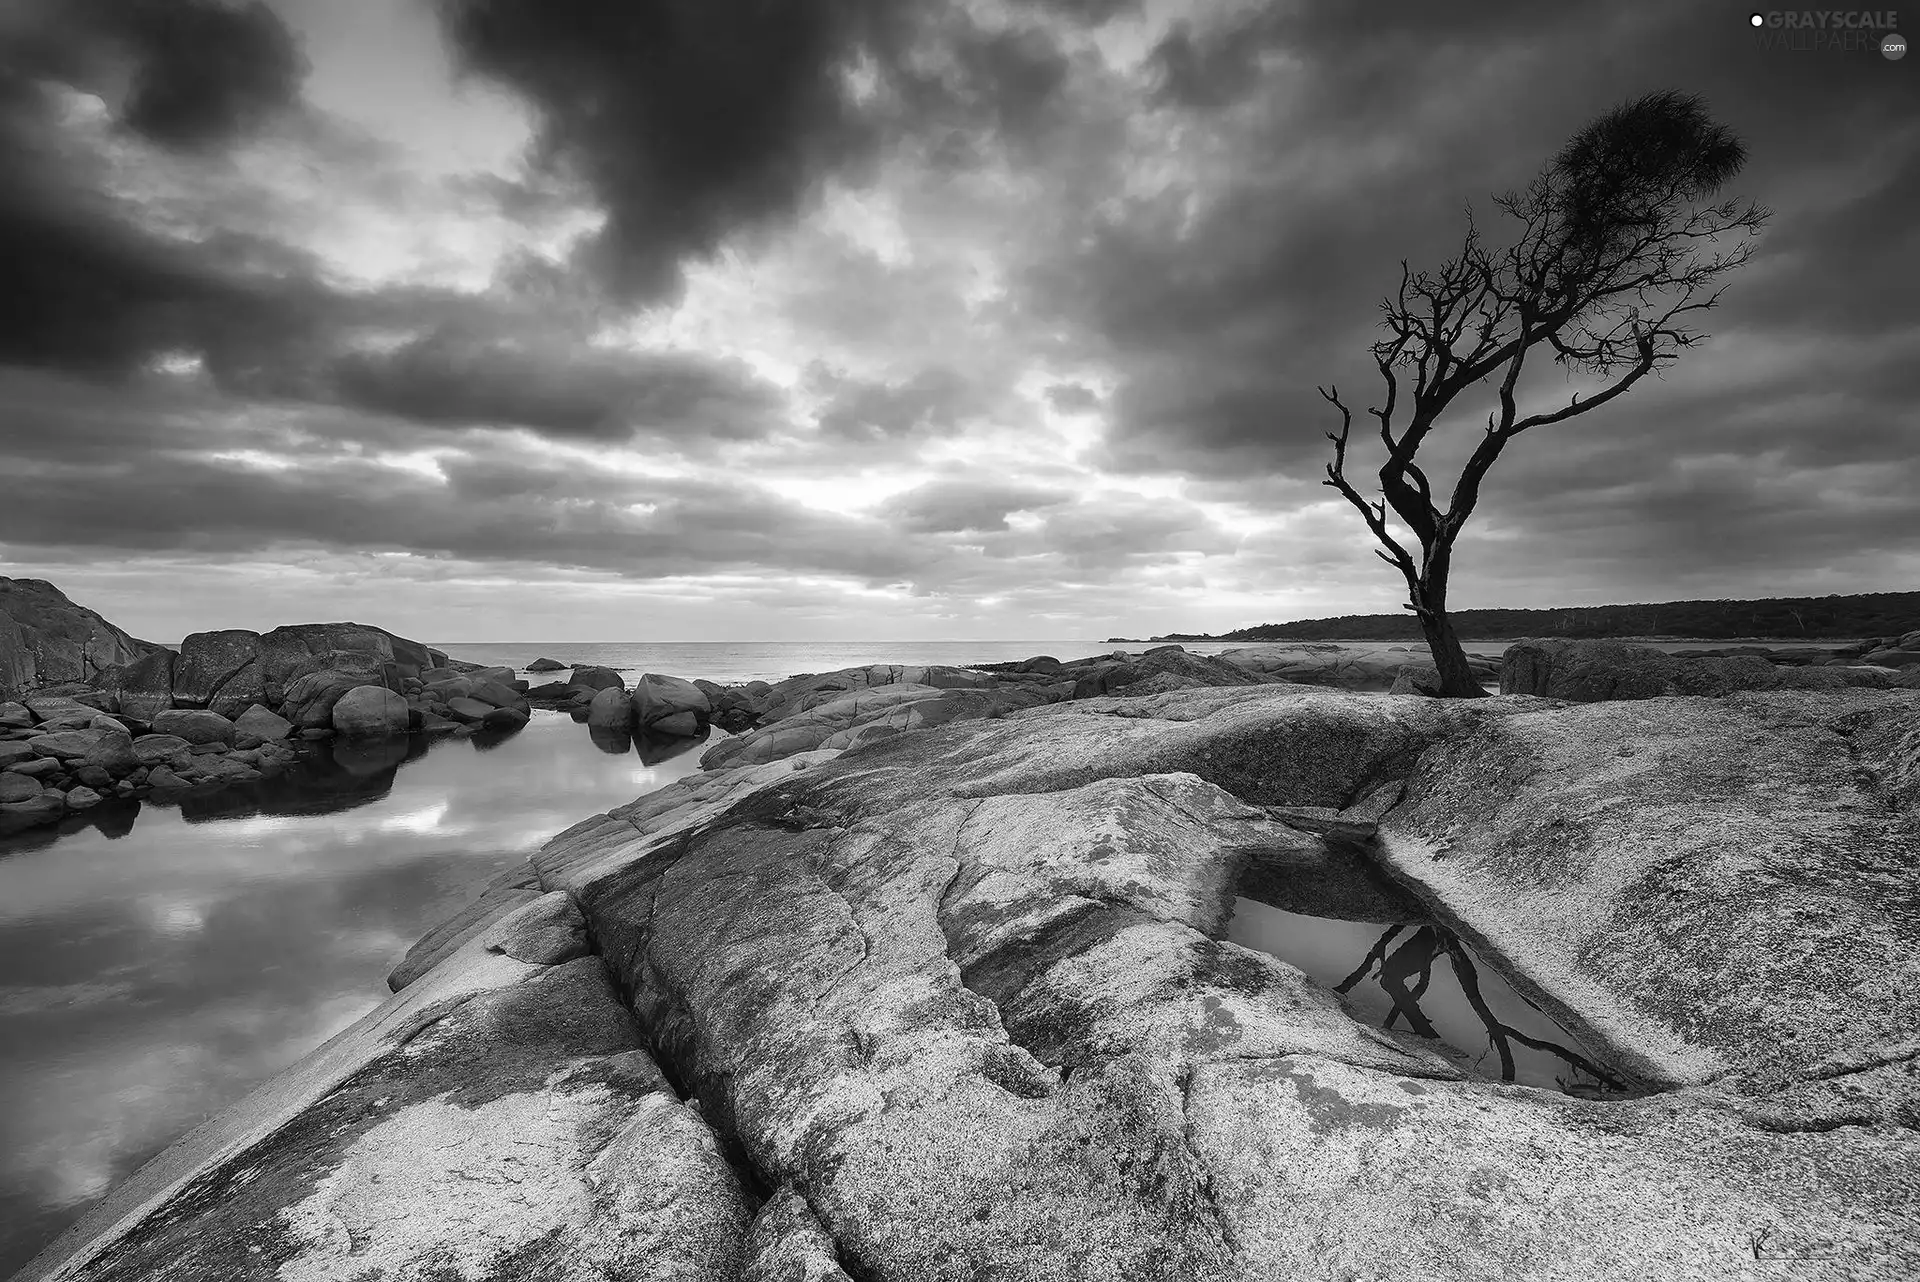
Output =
[{"x1": 1321, "y1": 90, "x2": 1768, "y2": 696}]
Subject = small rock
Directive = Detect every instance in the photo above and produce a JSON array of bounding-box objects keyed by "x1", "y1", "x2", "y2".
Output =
[
  {"x1": 144, "y1": 765, "x2": 189, "y2": 789},
  {"x1": 65, "y1": 785, "x2": 102, "y2": 808}
]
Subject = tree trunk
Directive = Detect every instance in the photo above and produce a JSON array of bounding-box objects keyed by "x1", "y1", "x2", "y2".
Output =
[
  {"x1": 1412, "y1": 548, "x2": 1488, "y2": 698},
  {"x1": 1418, "y1": 607, "x2": 1488, "y2": 698}
]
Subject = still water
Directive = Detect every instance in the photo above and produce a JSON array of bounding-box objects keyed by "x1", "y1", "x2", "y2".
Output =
[{"x1": 0, "y1": 710, "x2": 713, "y2": 1276}]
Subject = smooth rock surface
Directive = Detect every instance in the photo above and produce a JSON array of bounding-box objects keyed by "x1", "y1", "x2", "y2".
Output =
[{"x1": 328, "y1": 685, "x2": 410, "y2": 738}]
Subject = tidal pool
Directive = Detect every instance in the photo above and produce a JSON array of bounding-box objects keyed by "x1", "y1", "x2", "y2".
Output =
[
  {"x1": 1228, "y1": 897, "x2": 1628, "y2": 1096},
  {"x1": 0, "y1": 711, "x2": 711, "y2": 1277}
]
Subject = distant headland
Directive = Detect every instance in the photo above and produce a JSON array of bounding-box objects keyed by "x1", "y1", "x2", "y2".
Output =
[{"x1": 1108, "y1": 590, "x2": 1920, "y2": 645}]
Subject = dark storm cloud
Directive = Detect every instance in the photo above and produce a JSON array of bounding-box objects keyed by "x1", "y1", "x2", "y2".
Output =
[
  {"x1": 2, "y1": 0, "x2": 307, "y2": 150},
  {"x1": 332, "y1": 330, "x2": 784, "y2": 442},
  {"x1": 435, "y1": 0, "x2": 1098, "y2": 303},
  {"x1": 878, "y1": 477, "x2": 1074, "y2": 534},
  {"x1": 106, "y1": 0, "x2": 308, "y2": 149},
  {"x1": 436, "y1": 0, "x2": 890, "y2": 301}
]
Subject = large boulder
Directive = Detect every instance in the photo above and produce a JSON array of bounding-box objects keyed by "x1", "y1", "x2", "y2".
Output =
[
  {"x1": 94, "y1": 647, "x2": 176, "y2": 721},
  {"x1": 331, "y1": 685, "x2": 411, "y2": 738},
  {"x1": 526, "y1": 656, "x2": 565, "y2": 672},
  {"x1": 257, "y1": 623, "x2": 432, "y2": 705},
  {"x1": 25, "y1": 726, "x2": 137, "y2": 774},
  {"x1": 630, "y1": 673, "x2": 711, "y2": 732},
  {"x1": 569, "y1": 665, "x2": 626, "y2": 693},
  {"x1": 0, "y1": 576, "x2": 160, "y2": 693},
  {"x1": 171, "y1": 629, "x2": 264, "y2": 715},
  {"x1": 151, "y1": 708, "x2": 236, "y2": 747},
  {"x1": 278, "y1": 654, "x2": 391, "y2": 730},
  {"x1": 587, "y1": 685, "x2": 634, "y2": 732}
]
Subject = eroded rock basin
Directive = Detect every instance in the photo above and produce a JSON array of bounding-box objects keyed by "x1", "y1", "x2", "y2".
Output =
[
  {"x1": 23, "y1": 684, "x2": 1920, "y2": 1281},
  {"x1": 1228, "y1": 902, "x2": 1630, "y2": 1097}
]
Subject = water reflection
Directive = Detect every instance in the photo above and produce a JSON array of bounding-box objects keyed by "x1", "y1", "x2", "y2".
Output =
[
  {"x1": 1227, "y1": 899, "x2": 1631, "y2": 1098},
  {"x1": 0, "y1": 711, "x2": 716, "y2": 1276}
]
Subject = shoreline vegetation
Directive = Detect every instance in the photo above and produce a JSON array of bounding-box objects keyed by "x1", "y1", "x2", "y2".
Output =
[{"x1": 1107, "y1": 590, "x2": 1920, "y2": 644}]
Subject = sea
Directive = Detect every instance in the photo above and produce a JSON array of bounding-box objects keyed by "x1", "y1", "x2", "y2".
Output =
[{"x1": 428, "y1": 637, "x2": 1268, "y2": 685}]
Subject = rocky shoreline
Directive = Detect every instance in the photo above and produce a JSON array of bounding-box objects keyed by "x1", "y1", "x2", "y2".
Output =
[{"x1": 10, "y1": 607, "x2": 1919, "y2": 1278}]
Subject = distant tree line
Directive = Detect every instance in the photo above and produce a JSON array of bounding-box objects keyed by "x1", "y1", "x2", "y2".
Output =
[{"x1": 1154, "y1": 592, "x2": 1920, "y2": 643}]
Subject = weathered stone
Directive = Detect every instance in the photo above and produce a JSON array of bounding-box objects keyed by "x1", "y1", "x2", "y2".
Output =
[
  {"x1": 568, "y1": 664, "x2": 626, "y2": 693},
  {"x1": 1378, "y1": 689, "x2": 1920, "y2": 1113},
  {"x1": 587, "y1": 685, "x2": 633, "y2": 732},
  {"x1": 467, "y1": 679, "x2": 526, "y2": 711},
  {"x1": 231, "y1": 703, "x2": 292, "y2": 742},
  {"x1": 71, "y1": 763, "x2": 113, "y2": 790},
  {"x1": 96, "y1": 647, "x2": 176, "y2": 721},
  {"x1": 256, "y1": 623, "x2": 431, "y2": 705},
  {"x1": 631, "y1": 673, "x2": 711, "y2": 732},
  {"x1": 0, "y1": 771, "x2": 41, "y2": 803},
  {"x1": 1387, "y1": 662, "x2": 1443, "y2": 695},
  {"x1": 700, "y1": 684, "x2": 1053, "y2": 771},
  {"x1": 0, "y1": 792, "x2": 64, "y2": 830},
  {"x1": 0, "y1": 701, "x2": 31, "y2": 729},
  {"x1": 481, "y1": 705, "x2": 529, "y2": 732},
  {"x1": 444, "y1": 697, "x2": 495, "y2": 724},
  {"x1": 150, "y1": 708, "x2": 236, "y2": 747},
  {"x1": 132, "y1": 734, "x2": 194, "y2": 766},
  {"x1": 387, "y1": 865, "x2": 545, "y2": 991},
  {"x1": 480, "y1": 890, "x2": 590, "y2": 966},
  {"x1": 330, "y1": 685, "x2": 410, "y2": 738},
  {"x1": 0, "y1": 741, "x2": 36, "y2": 768},
  {"x1": 26, "y1": 727, "x2": 130, "y2": 767},
  {"x1": 526, "y1": 656, "x2": 565, "y2": 672},
  {"x1": 10, "y1": 757, "x2": 60, "y2": 780},
  {"x1": 650, "y1": 710, "x2": 700, "y2": 737},
  {"x1": 0, "y1": 576, "x2": 160, "y2": 691},
  {"x1": 143, "y1": 764, "x2": 189, "y2": 789},
  {"x1": 172, "y1": 629, "x2": 262, "y2": 710},
  {"x1": 64, "y1": 784, "x2": 102, "y2": 808}
]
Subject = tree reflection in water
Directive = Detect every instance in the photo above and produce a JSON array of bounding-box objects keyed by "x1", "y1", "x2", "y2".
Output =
[{"x1": 1334, "y1": 922, "x2": 1631, "y2": 1097}]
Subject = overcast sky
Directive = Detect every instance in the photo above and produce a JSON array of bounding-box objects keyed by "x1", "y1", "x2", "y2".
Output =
[{"x1": 0, "y1": 1, "x2": 1912, "y2": 643}]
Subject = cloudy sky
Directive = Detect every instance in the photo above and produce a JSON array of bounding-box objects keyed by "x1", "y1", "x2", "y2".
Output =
[{"x1": 0, "y1": 0, "x2": 1912, "y2": 643}]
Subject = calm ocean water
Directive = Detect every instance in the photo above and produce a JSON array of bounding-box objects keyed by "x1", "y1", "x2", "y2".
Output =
[{"x1": 429, "y1": 638, "x2": 1265, "y2": 685}]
